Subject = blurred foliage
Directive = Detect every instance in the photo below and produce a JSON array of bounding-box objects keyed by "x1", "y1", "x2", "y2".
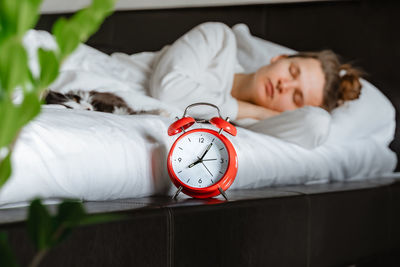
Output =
[
  {"x1": 0, "y1": 199, "x2": 123, "y2": 267},
  {"x1": 0, "y1": 0, "x2": 114, "y2": 186},
  {"x1": 26, "y1": 199, "x2": 123, "y2": 267},
  {"x1": 0, "y1": 232, "x2": 18, "y2": 267},
  {"x1": 0, "y1": 0, "x2": 116, "y2": 266}
]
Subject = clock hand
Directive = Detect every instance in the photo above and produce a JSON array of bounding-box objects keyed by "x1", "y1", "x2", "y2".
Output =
[
  {"x1": 188, "y1": 143, "x2": 213, "y2": 168},
  {"x1": 188, "y1": 158, "x2": 217, "y2": 168},
  {"x1": 201, "y1": 161, "x2": 213, "y2": 177},
  {"x1": 188, "y1": 156, "x2": 202, "y2": 168},
  {"x1": 199, "y1": 143, "x2": 213, "y2": 161},
  {"x1": 188, "y1": 161, "x2": 199, "y2": 168}
]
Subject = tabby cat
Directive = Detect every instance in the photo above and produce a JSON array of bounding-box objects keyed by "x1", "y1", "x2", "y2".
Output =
[{"x1": 45, "y1": 90, "x2": 162, "y2": 115}]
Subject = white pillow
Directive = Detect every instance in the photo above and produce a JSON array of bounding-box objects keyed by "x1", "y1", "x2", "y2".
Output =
[
  {"x1": 232, "y1": 23, "x2": 396, "y2": 146},
  {"x1": 247, "y1": 106, "x2": 331, "y2": 149}
]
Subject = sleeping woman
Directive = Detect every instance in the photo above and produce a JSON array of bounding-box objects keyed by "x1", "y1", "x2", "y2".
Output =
[
  {"x1": 43, "y1": 22, "x2": 363, "y2": 148},
  {"x1": 149, "y1": 22, "x2": 362, "y2": 122}
]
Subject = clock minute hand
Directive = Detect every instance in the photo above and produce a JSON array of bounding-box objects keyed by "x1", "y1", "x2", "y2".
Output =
[{"x1": 199, "y1": 143, "x2": 213, "y2": 161}]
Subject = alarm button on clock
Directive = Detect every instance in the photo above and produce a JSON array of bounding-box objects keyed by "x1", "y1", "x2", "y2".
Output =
[{"x1": 168, "y1": 117, "x2": 195, "y2": 136}]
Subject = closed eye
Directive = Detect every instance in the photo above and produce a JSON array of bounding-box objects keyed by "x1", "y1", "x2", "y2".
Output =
[
  {"x1": 293, "y1": 89, "x2": 304, "y2": 107},
  {"x1": 289, "y1": 63, "x2": 300, "y2": 78},
  {"x1": 61, "y1": 104, "x2": 73, "y2": 109}
]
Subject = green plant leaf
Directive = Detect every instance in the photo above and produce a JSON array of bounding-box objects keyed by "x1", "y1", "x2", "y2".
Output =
[
  {"x1": 72, "y1": 10, "x2": 99, "y2": 40},
  {"x1": 55, "y1": 201, "x2": 126, "y2": 228},
  {"x1": 56, "y1": 201, "x2": 86, "y2": 226},
  {"x1": 0, "y1": 0, "x2": 42, "y2": 38},
  {"x1": 0, "y1": 150, "x2": 12, "y2": 188},
  {"x1": 15, "y1": 0, "x2": 42, "y2": 36},
  {"x1": 16, "y1": 91, "x2": 42, "y2": 129},
  {"x1": 27, "y1": 199, "x2": 55, "y2": 250},
  {"x1": 49, "y1": 201, "x2": 86, "y2": 244},
  {"x1": 47, "y1": 200, "x2": 123, "y2": 246},
  {"x1": 52, "y1": 0, "x2": 114, "y2": 60},
  {"x1": 0, "y1": 37, "x2": 29, "y2": 93},
  {"x1": 0, "y1": 232, "x2": 19, "y2": 267},
  {"x1": 92, "y1": 0, "x2": 115, "y2": 12},
  {"x1": 0, "y1": 0, "x2": 116, "y2": 194},
  {"x1": 0, "y1": 99, "x2": 19, "y2": 148},
  {"x1": 37, "y1": 48, "x2": 59, "y2": 89},
  {"x1": 0, "y1": 92, "x2": 41, "y2": 149},
  {"x1": 0, "y1": 0, "x2": 18, "y2": 38},
  {"x1": 52, "y1": 18, "x2": 81, "y2": 60}
]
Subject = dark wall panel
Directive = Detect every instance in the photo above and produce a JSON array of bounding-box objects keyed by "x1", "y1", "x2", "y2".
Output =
[
  {"x1": 308, "y1": 188, "x2": 389, "y2": 267},
  {"x1": 5, "y1": 210, "x2": 170, "y2": 267},
  {"x1": 171, "y1": 197, "x2": 308, "y2": 267}
]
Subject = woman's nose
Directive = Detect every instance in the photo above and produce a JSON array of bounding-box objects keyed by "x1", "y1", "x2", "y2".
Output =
[{"x1": 277, "y1": 79, "x2": 298, "y2": 93}]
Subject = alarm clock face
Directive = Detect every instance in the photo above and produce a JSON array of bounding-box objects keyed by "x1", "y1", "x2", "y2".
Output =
[{"x1": 169, "y1": 130, "x2": 230, "y2": 188}]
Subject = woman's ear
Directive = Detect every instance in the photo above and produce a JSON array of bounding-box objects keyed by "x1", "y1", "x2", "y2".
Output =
[{"x1": 270, "y1": 54, "x2": 288, "y2": 64}]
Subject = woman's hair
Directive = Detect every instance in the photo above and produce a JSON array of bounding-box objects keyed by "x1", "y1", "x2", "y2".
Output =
[{"x1": 289, "y1": 50, "x2": 363, "y2": 111}]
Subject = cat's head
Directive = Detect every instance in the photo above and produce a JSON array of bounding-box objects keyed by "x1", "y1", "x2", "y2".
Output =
[{"x1": 45, "y1": 90, "x2": 94, "y2": 111}]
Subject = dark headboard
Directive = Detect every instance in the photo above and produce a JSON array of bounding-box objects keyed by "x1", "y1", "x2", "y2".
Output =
[{"x1": 36, "y1": 0, "x2": 400, "y2": 169}]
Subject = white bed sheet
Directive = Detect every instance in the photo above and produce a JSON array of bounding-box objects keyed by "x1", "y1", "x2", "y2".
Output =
[
  {"x1": 0, "y1": 106, "x2": 395, "y2": 207},
  {"x1": 0, "y1": 27, "x2": 397, "y2": 207}
]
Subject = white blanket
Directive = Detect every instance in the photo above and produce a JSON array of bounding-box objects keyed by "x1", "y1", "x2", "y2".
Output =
[
  {"x1": 0, "y1": 24, "x2": 397, "y2": 207},
  {"x1": 1, "y1": 107, "x2": 394, "y2": 206}
]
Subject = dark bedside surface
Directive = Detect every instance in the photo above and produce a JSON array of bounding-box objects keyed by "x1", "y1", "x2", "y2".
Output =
[
  {"x1": 1, "y1": 179, "x2": 399, "y2": 267},
  {"x1": 1, "y1": 178, "x2": 396, "y2": 224}
]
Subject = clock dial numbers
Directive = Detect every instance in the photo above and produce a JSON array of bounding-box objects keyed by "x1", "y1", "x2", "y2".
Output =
[{"x1": 171, "y1": 131, "x2": 229, "y2": 188}]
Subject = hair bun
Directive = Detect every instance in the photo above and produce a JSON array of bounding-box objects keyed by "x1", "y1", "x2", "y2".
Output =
[{"x1": 338, "y1": 64, "x2": 362, "y2": 103}]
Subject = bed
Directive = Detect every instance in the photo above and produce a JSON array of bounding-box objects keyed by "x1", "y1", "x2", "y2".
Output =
[
  {"x1": 0, "y1": 22, "x2": 396, "y2": 207},
  {"x1": 1, "y1": 1, "x2": 400, "y2": 266}
]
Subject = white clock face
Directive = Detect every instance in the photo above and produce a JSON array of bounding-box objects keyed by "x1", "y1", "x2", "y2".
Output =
[{"x1": 170, "y1": 131, "x2": 230, "y2": 188}]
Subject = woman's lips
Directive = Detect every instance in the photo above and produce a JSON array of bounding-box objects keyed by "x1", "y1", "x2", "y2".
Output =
[{"x1": 265, "y1": 79, "x2": 274, "y2": 99}]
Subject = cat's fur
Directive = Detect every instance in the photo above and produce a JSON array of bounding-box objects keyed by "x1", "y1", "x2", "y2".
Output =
[{"x1": 45, "y1": 90, "x2": 163, "y2": 115}]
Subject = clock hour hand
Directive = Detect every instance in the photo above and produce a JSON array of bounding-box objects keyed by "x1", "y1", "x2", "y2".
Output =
[
  {"x1": 188, "y1": 143, "x2": 213, "y2": 168},
  {"x1": 188, "y1": 161, "x2": 199, "y2": 168},
  {"x1": 188, "y1": 156, "x2": 202, "y2": 168},
  {"x1": 188, "y1": 156, "x2": 207, "y2": 168}
]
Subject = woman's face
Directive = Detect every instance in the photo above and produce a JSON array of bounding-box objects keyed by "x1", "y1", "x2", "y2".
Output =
[{"x1": 251, "y1": 55, "x2": 325, "y2": 112}]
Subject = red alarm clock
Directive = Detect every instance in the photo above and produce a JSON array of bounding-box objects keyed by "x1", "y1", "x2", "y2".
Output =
[{"x1": 167, "y1": 103, "x2": 238, "y2": 200}]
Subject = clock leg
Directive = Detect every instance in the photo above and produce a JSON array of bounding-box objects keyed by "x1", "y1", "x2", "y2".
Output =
[
  {"x1": 172, "y1": 186, "x2": 183, "y2": 200},
  {"x1": 218, "y1": 187, "x2": 228, "y2": 201}
]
